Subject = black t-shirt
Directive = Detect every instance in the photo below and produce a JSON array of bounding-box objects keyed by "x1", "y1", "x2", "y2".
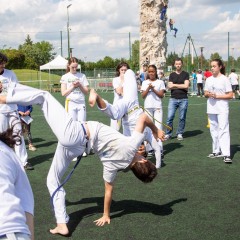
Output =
[{"x1": 169, "y1": 71, "x2": 189, "y2": 99}]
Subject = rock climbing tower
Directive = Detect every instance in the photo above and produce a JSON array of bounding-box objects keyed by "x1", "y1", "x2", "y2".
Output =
[{"x1": 140, "y1": 0, "x2": 168, "y2": 68}]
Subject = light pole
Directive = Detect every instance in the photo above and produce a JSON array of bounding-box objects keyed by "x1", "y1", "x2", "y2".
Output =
[
  {"x1": 231, "y1": 48, "x2": 234, "y2": 68},
  {"x1": 200, "y1": 47, "x2": 204, "y2": 70},
  {"x1": 67, "y1": 4, "x2": 72, "y2": 59}
]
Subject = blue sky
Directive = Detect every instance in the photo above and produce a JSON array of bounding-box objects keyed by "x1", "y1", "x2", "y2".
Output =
[{"x1": 0, "y1": 0, "x2": 239, "y2": 62}]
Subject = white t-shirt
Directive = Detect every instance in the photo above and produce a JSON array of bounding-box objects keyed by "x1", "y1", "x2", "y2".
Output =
[
  {"x1": 87, "y1": 121, "x2": 145, "y2": 183},
  {"x1": 0, "y1": 69, "x2": 19, "y2": 113},
  {"x1": 112, "y1": 76, "x2": 123, "y2": 104},
  {"x1": 204, "y1": 75, "x2": 232, "y2": 114},
  {"x1": 196, "y1": 73, "x2": 203, "y2": 84},
  {"x1": 141, "y1": 79, "x2": 166, "y2": 108},
  {"x1": 0, "y1": 141, "x2": 34, "y2": 236},
  {"x1": 60, "y1": 72, "x2": 89, "y2": 103},
  {"x1": 228, "y1": 72, "x2": 239, "y2": 85}
]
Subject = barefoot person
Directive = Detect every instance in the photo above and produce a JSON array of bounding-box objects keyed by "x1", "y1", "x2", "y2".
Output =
[
  {"x1": 0, "y1": 83, "x2": 164, "y2": 235},
  {"x1": 89, "y1": 69, "x2": 163, "y2": 168}
]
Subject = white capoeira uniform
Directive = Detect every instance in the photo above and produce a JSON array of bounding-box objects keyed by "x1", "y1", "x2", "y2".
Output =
[
  {"x1": 110, "y1": 76, "x2": 123, "y2": 131},
  {"x1": 0, "y1": 69, "x2": 28, "y2": 167},
  {"x1": 5, "y1": 83, "x2": 145, "y2": 224},
  {"x1": 98, "y1": 69, "x2": 162, "y2": 168},
  {"x1": 0, "y1": 141, "x2": 34, "y2": 240},
  {"x1": 141, "y1": 79, "x2": 166, "y2": 153},
  {"x1": 60, "y1": 72, "x2": 89, "y2": 121},
  {"x1": 204, "y1": 75, "x2": 232, "y2": 156}
]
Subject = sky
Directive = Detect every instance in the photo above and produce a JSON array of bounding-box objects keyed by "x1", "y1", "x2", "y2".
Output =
[{"x1": 0, "y1": 0, "x2": 240, "y2": 63}]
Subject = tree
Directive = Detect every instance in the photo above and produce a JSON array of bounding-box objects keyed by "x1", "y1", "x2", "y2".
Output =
[
  {"x1": 2, "y1": 49, "x2": 25, "y2": 69},
  {"x1": 19, "y1": 35, "x2": 56, "y2": 69},
  {"x1": 131, "y1": 40, "x2": 140, "y2": 70}
]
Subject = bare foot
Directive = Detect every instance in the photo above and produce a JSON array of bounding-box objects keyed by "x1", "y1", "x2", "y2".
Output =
[
  {"x1": 89, "y1": 89, "x2": 98, "y2": 107},
  {"x1": 49, "y1": 223, "x2": 69, "y2": 236}
]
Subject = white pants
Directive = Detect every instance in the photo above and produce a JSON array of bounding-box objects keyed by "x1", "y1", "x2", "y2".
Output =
[
  {"x1": 65, "y1": 100, "x2": 86, "y2": 122},
  {"x1": 0, "y1": 233, "x2": 30, "y2": 240},
  {"x1": 208, "y1": 113, "x2": 230, "y2": 156},
  {"x1": 0, "y1": 111, "x2": 28, "y2": 166},
  {"x1": 7, "y1": 83, "x2": 87, "y2": 223},
  {"x1": 144, "y1": 108, "x2": 163, "y2": 150},
  {"x1": 99, "y1": 69, "x2": 162, "y2": 167}
]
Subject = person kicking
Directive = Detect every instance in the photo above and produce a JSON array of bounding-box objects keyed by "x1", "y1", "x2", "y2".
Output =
[{"x1": 0, "y1": 82, "x2": 164, "y2": 235}]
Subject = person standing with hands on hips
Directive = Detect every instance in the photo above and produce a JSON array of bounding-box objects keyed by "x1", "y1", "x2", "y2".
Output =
[
  {"x1": 164, "y1": 58, "x2": 190, "y2": 141},
  {"x1": 204, "y1": 59, "x2": 233, "y2": 163},
  {"x1": 60, "y1": 57, "x2": 89, "y2": 158}
]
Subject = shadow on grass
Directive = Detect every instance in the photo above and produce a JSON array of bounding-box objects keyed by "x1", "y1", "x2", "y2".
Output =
[
  {"x1": 32, "y1": 140, "x2": 58, "y2": 148},
  {"x1": 163, "y1": 142, "x2": 183, "y2": 155},
  {"x1": 231, "y1": 144, "x2": 240, "y2": 159},
  {"x1": 29, "y1": 152, "x2": 55, "y2": 166},
  {"x1": 182, "y1": 130, "x2": 203, "y2": 138},
  {"x1": 66, "y1": 197, "x2": 187, "y2": 236}
]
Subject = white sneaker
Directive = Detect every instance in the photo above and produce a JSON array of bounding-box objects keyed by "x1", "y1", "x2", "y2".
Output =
[
  {"x1": 177, "y1": 134, "x2": 183, "y2": 140},
  {"x1": 164, "y1": 134, "x2": 171, "y2": 140},
  {"x1": 207, "y1": 152, "x2": 223, "y2": 158},
  {"x1": 82, "y1": 152, "x2": 87, "y2": 157},
  {"x1": 223, "y1": 156, "x2": 232, "y2": 164},
  {"x1": 72, "y1": 157, "x2": 78, "y2": 162}
]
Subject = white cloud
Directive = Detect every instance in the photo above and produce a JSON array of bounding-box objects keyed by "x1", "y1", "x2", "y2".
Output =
[{"x1": 0, "y1": 0, "x2": 240, "y2": 62}]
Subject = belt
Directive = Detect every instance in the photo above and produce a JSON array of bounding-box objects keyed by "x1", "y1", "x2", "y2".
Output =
[{"x1": 127, "y1": 106, "x2": 140, "y2": 115}]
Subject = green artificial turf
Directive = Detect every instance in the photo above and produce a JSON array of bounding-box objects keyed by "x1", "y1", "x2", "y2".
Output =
[{"x1": 26, "y1": 92, "x2": 240, "y2": 240}]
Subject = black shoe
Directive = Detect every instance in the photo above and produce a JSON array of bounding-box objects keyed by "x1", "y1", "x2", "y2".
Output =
[{"x1": 24, "y1": 162, "x2": 34, "y2": 170}]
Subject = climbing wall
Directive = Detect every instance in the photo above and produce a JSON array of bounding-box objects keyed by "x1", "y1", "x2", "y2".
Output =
[{"x1": 140, "y1": 0, "x2": 168, "y2": 68}]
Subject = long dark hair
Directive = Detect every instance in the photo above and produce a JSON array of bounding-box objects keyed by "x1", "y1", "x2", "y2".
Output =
[
  {"x1": 211, "y1": 58, "x2": 225, "y2": 75},
  {"x1": 115, "y1": 62, "x2": 130, "y2": 77},
  {"x1": 0, "y1": 127, "x2": 21, "y2": 148}
]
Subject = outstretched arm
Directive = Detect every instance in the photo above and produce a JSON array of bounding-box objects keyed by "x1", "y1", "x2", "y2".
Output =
[
  {"x1": 134, "y1": 113, "x2": 165, "y2": 141},
  {"x1": 94, "y1": 181, "x2": 113, "y2": 226}
]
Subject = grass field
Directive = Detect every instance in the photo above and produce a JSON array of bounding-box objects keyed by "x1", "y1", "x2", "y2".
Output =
[{"x1": 26, "y1": 92, "x2": 240, "y2": 240}]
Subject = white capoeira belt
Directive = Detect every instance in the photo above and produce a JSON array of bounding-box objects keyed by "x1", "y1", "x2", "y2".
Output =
[{"x1": 127, "y1": 106, "x2": 140, "y2": 115}]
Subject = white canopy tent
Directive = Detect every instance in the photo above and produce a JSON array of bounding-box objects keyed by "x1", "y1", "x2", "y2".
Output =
[{"x1": 40, "y1": 55, "x2": 68, "y2": 71}]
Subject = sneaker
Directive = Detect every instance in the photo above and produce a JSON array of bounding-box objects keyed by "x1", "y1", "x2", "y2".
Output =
[
  {"x1": 82, "y1": 152, "x2": 87, "y2": 157},
  {"x1": 177, "y1": 134, "x2": 183, "y2": 140},
  {"x1": 147, "y1": 150, "x2": 154, "y2": 157},
  {"x1": 72, "y1": 157, "x2": 78, "y2": 162},
  {"x1": 24, "y1": 162, "x2": 34, "y2": 170},
  {"x1": 207, "y1": 152, "x2": 223, "y2": 158},
  {"x1": 29, "y1": 144, "x2": 37, "y2": 151},
  {"x1": 164, "y1": 134, "x2": 171, "y2": 140},
  {"x1": 223, "y1": 156, "x2": 232, "y2": 164}
]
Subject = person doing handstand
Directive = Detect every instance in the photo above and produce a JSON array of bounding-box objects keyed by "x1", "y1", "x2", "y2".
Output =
[{"x1": 0, "y1": 82, "x2": 164, "y2": 236}]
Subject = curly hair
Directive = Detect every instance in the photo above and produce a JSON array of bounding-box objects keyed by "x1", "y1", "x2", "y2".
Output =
[
  {"x1": 0, "y1": 127, "x2": 21, "y2": 148},
  {"x1": 131, "y1": 158, "x2": 158, "y2": 183}
]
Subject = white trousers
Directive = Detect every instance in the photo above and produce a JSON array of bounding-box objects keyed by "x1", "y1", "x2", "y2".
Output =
[
  {"x1": 0, "y1": 111, "x2": 28, "y2": 166},
  {"x1": 65, "y1": 100, "x2": 86, "y2": 122},
  {"x1": 208, "y1": 113, "x2": 230, "y2": 156},
  {"x1": 99, "y1": 69, "x2": 162, "y2": 168},
  {"x1": 7, "y1": 83, "x2": 87, "y2": 223}
]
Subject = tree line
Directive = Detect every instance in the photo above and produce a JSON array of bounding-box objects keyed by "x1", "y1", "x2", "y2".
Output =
[{"x1": 1, "y1": 37, "x2": 239, "y2": 74}]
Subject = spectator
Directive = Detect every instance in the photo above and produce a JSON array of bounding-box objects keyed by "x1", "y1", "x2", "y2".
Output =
[
  {"x1": 111, "y1": 62, "x2": 130, "y2": 130},
  {"x1": 196, "y1": 70, "x2": 204, "y2": 97},
  {"x1": 18, "y1": 105, "x2": 37, "y2": 151},
  {"x1": 140, "y1": 64, "x2": 148, "y2": 84},
  {"x1": 204, "y1": 59, "x2": 233, "y2": 163},
  {"x1": 60, "y1": 57, "x2": 89, "y2": 159},
  {"x1": 204, "y1": 68, "x2": 212, "y2": 80},
  {"x1": 228, "y1": 69, "x2": 239, "y2": 99},
  {"x1": 0, "y1": 52, "x2": 32, "y2": 170},
  {"x1": 164, "y1": 58, "x2": 190, "y2": 140},
  {"x1": 0, "y1": 125, "x2": 34, "y2": 240}
]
